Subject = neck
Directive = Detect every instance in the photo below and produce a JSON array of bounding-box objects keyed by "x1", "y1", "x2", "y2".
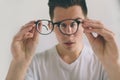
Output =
[{"x1": 56, "y1": 44, "x2": 83, "y2": 64}]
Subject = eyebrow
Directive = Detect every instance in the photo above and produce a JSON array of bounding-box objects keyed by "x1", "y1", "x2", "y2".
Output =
[{"x1": 53, "y1": 17, "x2": 83, "y2": 24}]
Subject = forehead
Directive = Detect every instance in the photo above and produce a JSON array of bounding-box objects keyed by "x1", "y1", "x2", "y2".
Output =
[{"x1": 53, "y1": 5, "x2": 85, "y2": 22}]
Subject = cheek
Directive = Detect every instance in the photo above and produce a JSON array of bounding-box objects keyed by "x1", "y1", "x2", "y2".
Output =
[
  {"x1": 76, "y1": 26, "x2": 84, "y2": 35},
  {"x1": 54, "y1": 26, "x2": 84, "y2": 42},
  {"x1": 54, "y1": 28, "x2": 64, "y2": 42},
  {"x1": 75, "y1": 27, "x2": 84, "y2": 39}
]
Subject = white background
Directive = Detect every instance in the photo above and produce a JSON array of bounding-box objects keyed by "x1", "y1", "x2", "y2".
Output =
[{"x1": 0, "y1": 0, "x2": 120, "y2": 80}]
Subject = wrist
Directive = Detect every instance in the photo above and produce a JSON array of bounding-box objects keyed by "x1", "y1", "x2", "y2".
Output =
[
  {"x1": 104, "y1": 62, "x2": 120, "y2": 80},
  {"x1": 12, "y1": 58, "x2": 32, "y2": 68},
  {"x1": 6, "y1": 59, "x2": 31, "y2": 80}
]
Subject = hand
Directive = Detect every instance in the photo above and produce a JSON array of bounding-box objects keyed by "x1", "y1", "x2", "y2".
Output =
[
  {"x1": 11, "y1": 21, "x2": 41, "y2": 62},
  {"x1": 82, "y1": 19, "x2": 120, "y2": 80}
]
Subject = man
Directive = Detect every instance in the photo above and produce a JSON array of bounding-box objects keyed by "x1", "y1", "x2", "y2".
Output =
[{"x1": 6, "y1": 0, "x2": 120, "y2": 80}]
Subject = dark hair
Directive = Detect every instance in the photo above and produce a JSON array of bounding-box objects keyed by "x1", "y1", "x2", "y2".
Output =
[{"x1": 48, "y1": 0, "x2": 88, "y2": 20}]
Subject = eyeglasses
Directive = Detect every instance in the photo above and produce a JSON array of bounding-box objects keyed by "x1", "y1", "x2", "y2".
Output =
[{"x1": 35, "y1": 18, "x2": 83, "y2": 35}]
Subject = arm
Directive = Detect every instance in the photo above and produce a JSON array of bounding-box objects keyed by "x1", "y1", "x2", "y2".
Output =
[
  {"x1": 6, "y1": 21, "x2": 41, "y2": 80},
  {"x1": 82, "y1": 19, "x2": 120, "y2": 80}
]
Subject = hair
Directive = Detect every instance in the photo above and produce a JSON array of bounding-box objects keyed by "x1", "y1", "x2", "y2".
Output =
[{"x1": 48, "y1": 0, "x2": 88, "y2": 20}]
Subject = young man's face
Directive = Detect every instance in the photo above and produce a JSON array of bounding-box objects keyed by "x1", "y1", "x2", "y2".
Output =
[{"x1": 53, "y1": 5, "x2": 85, "y2": 51}]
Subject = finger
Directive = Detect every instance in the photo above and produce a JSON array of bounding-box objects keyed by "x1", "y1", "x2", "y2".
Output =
[
  {"x1": 84, "y1": 31, "x2": 95, "y2": 45},
  {"x1": 32, "y1": 20, "x2": 42, "y2": 42},
  {"x1": 23, "y1": 27, "x2": 35, "y2": 40},
  {"x1": 83, "y1": 19, "x2": 115, "y2": 41},
  {"x1": 84, "y1": 27, "x2": 115, "y2": 42},
  {"x1": 83, "y1": 19, "x2": 104, "y2": 29},
  {"x1": 35, "y1": 20, "x2": 42, "y2": 32},
  {"x1": 14, "y1": 22, "x2": 36, "y2": 41},
  {"x1": 21, "y1": 21, "x2": 36, "y2": 31}
]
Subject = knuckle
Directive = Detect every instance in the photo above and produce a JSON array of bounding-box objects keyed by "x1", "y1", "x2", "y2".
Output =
[{"x1": 100, "y1": 28, "x2": 105, "y2": 34}]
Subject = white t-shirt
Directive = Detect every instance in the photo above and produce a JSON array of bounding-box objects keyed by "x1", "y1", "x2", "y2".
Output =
[{"x1": 25, "y1": 45, "x2": 109, "y2": 80}]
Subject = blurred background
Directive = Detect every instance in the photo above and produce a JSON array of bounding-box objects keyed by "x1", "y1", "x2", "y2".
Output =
[{"x1": 0, "y1": 0, "x2": 120, "y2": 79}]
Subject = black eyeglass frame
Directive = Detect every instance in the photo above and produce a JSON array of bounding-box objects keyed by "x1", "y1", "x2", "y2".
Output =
[
  {"x1": 35, "y1": 19, "x2": 54, "y2": 35},
  {"x1": 35, "y1": 18, "x2": 83, "y2": 35}
]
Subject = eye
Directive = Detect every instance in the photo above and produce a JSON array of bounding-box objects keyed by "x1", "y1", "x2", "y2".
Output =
[
  {"x1": 60, "y1": 23, "x2": 67, "y2": 28},
  {"x1": 70, "y1": 22, "x2": 77, "y2": 28},
  {"x1": 76, "y1": 19, "x2": 83, "y2": 25}
]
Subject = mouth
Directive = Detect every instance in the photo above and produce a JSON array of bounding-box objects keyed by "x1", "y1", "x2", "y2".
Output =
[{"x1": 64, "y1": 41, "x2": 75, "y2": 46}]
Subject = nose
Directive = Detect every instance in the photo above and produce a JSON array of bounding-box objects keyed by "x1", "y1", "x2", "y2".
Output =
[
  {"x1": 66, "y1": 25, "x2": 72, "y2": 34},
  {"x1": 63, "y1": 27, "x2": 75, "y2": 36}
]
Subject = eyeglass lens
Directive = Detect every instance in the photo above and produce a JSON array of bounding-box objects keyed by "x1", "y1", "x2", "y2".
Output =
[
  {"x1": 36, "y1": 20, "x2": 53, "y2": 35},
  {"x1": 59, "y1": 20, "x2": 78, "y2": 35}
]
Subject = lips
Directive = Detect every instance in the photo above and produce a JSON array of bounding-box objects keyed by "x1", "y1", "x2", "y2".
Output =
[{"x1": 64, "y1": 41, "x2": 75, "y2": 46}]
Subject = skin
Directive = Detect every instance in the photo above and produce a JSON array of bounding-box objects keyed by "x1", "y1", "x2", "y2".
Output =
[
  {"x1": 53, "y1": 6, "x2": 85, "y2": 64},
  {"x1": 6, "y1": 5, "x2": 120, "y2": 80}
]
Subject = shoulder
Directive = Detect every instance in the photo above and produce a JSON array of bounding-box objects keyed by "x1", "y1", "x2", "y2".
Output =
[
  {"x1": 81, "y1": 45, "x2": 101, "y2": 65},
  {"x1": 81, "y1": 45, "x2": 95, "y2": 59},
  {"x1": 80, "y1": 45, "x2": 109, "y2": 80},
  {"x1": 82, "y1": 45, "x2": 107, "y2": 71}
]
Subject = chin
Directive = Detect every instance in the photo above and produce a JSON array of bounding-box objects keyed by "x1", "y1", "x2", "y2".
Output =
[{"x1": 64, "y1": 44, "x2": 77, "y2": 51}]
